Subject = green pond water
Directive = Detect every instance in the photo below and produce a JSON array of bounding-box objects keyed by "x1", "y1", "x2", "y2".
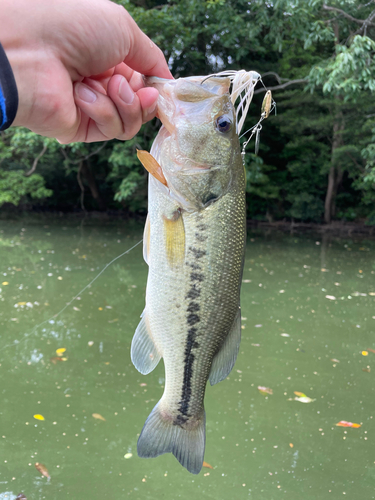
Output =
[{"x1": 0, "y1": 217, "x2": 375, "y2": 500}]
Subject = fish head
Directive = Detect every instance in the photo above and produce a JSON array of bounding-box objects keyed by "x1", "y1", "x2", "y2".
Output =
[{"x1": 145, "y1": 76, "x2": 241, "y2": 211}]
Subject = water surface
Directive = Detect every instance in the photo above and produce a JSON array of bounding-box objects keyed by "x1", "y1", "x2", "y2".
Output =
[{"x1": 0, "y1": 217, "x2": 374, "y2": 499}]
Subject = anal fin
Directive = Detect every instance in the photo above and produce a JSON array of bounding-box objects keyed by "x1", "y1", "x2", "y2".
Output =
[
  {"x1": 131, "y1": 310, "x2": 161, "y2": 375},
  {"x1": 209, "y1": 306, "x2": 241, "y2": 386}
]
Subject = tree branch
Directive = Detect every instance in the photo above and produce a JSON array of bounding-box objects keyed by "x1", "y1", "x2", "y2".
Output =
[
  {"x1": 260, "y1": 72, "x2": 296, "y2": 84},
  {"x1": 254, "y1": 79, "x2": 308, "y2": 94},
  {"x1": 24, "y1": 144, "x2": 48, "y2": 177},
  {"x1": 60, "y1": 142, "x2": 108, "y2": 165},
  {"x1": 322, "y1": 4, "x2": 375, "y2": 26}
]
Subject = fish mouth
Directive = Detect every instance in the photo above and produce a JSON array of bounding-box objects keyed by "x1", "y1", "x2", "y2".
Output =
[{"x1": 144, "y1": 75, "x2": 230, "y2": 136}]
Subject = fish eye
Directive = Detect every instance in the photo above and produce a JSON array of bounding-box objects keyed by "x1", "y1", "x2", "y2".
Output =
[{"x1": 215, "y1": 114, "x2": 232, "y2": 133}]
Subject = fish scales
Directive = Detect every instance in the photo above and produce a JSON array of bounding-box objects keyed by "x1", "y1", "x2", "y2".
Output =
[
  {"x1": 131, "y1": 73, "x2": 252, "y2": 474},
  {"x1": 147, "y1": 174, "x2": 246, "y2": 421}
]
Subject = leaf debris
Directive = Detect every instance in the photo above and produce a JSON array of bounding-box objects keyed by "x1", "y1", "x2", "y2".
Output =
[
  {"x1": 336, "y1": 421, "x2": 361, "y2": 428},
  {"x1": 92, "y1": 413, "x2": 106, "y2": 421},
  {"x1": 258, "y1": 386, "x2": 273, "y2": 395},
  {"x1": 35, "y1": 462, "x2": 50, "y2": 479}
]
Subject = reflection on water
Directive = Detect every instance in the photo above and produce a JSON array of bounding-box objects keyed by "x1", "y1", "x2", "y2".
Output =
[{"x1": 0, "y1": 217, "x2": 375, "y2": 500}]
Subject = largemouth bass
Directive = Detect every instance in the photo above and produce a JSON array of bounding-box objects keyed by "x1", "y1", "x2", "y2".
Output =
[{"x1": 131, "y1": 71, "x2": 259, "y2": 474}]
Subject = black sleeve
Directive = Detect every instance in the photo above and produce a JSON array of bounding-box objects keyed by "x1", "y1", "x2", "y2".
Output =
[{"x1": 0, "y1": 42, "x2": 19, "y2": 131}]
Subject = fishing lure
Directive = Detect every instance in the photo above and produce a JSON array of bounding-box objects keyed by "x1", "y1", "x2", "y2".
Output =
[{"x1": 201, "y1": 70, "x2": 276, "y2": 157}]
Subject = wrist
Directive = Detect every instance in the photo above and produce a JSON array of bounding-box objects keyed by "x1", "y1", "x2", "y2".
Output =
[{"x1": 0, "y1": 43, "x2": 18, "y2": 130}]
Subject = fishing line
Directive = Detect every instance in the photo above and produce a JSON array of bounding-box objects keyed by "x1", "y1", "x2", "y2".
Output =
[{"x1": 0, "y1": 239, "x2": 142, "y2": 353}]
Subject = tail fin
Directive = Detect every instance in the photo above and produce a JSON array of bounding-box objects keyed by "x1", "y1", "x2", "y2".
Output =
[{"x1": 137, "y1": 402, "x2": 206, "y2": 475}]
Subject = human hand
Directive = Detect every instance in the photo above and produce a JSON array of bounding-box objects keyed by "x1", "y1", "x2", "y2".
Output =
[{"x1": 1, "y1": 0, "x2": 172, "y2": 143}]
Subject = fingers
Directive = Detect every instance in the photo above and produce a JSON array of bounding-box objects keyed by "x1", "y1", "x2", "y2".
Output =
[
  {"x1": 117, "y1": 6, "x2": 173, "y2": 80},
  {"x1": 107, "y1": 74, "x2": 159, "y2": 127},
  {"x1": 67, "y1": 74, "x2": 159, "y2": 143}
]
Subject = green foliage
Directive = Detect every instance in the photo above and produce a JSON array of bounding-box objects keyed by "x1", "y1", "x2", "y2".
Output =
[
  {"x1": 308, "y1": 36, "x2": 375, "y2": 97},
  {"x1": 0, "y1": 170, "x2": 52, "y2": 207},
  {"x1": 1, "y1": 0, "x2": 375, "y2": 224}
]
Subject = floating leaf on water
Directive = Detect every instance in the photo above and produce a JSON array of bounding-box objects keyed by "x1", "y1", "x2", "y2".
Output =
[
  {"x1": 33, "y1": 414, "x2": 45, "y2": 421},
  {"x1": 325, "y1": 295, "x2": 336, "y2": 301},
  {"x1": 203, "y1": 461, "x2": 213, "y2": 469},
  {"x1": 336, "y1": 421, "x2": 361, "y2": 428},
  {"x1": 73, "y1": 306, "x2": 80, "y2": 311},
  {"x1": 98, "y1": 307, "x2": 103, "y2": 311},
  {"x1": 362, "y1": 351, "x2": 369, "y2": 356},
  {"x1": 289, "y1": 443, "x2": 294, "y2": 448},
  {"x1": 35, "y1": 462, "x2": 50, "y2": 479},
  {"x1": 280, "y1": 333, "x2": 290, "y2": 337},
  {"x1": 16, "y1": 494, "x2": 27, "y2": 500},
  {"x1": 362, "y1": 367, "x2": 371, "y2": 373},
  {"x1": 366, "y1": 348, "x2": 375, "y2": 354},
  {"x1": 50, "y1": 357, "x2": 63, "y2": 364},
  {"x1": 92, "y1": 413, "x2": 106, "y2": 421},
  {"x1": 56, "y1": 348, "x2": 66, "y2": 356},
  {"x1": 330, "y1": 358, "x2": 340, "y2": 363},
  {"x1": 124, "y1": 453, "x2": 133, "y2": 459},
  {"x1": 294, "y1": 391, "x2": 306, "y2": 397},
  {"x1": 258, "y1": 386, "x2": 273, "y2": 395},
  {"x1": 294, "y1": 396, "x2": 315, "y2": 403},
  {"x1": 369, "y1": 292, "x2": 375, "y2": 296}
]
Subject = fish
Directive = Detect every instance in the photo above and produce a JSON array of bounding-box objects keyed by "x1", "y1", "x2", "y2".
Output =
[{"x1": 131, "y1": 70, "x2": 259, "y2": 474}]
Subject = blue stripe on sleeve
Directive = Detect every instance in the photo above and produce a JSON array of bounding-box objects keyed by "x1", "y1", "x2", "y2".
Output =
[{"x1": 0, "y1": 85, "x2": 7, "y2": 128}]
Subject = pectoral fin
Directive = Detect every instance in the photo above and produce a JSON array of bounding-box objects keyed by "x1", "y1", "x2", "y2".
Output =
[
  {"x1": 131, "y1": 309, "x2": 161, "y2": 375},
  {"x1": 143, "y1": 214, "x2": 151, "y2": 265},
  {"x1": 163, "y1": 212, "x2": 185, "y2": 268},
  {"x1": 137, "y1": 149, "x2": 168, "y2": 186},
  {"x1": 209, "y1": 306, "x2": 241, "y2": 386}
]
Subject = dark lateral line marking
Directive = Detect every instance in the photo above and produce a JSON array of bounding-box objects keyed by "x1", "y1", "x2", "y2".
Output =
[
  {"x1": 190, "y1": 272, "x2": 204, "y2": 282},
  {"x1": 187, "y1": 261, "x2": 202, "y2": 271},
  {"x1": 177, "y1": 326, "x2": 199, "y2": 418},
  {"x1": 188, "y1": 247, "x2": 206, "y2": 259},
  {"x1": 187, "y1": 302, "x2": 200, "y2": 313},
  {"x1": 187, "y1": 313, "x2": 200, "y2": 326},
  {"x1": 195, "y1": 233, "x2": 208, "y2": 242},
  {"x1": 186, "y1": 285, "x2": 200, "y2": 299}
]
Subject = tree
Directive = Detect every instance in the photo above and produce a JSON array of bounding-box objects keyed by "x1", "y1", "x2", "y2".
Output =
[{"x1": 1, "y1": 0, "x2": 375, "y2": 226}]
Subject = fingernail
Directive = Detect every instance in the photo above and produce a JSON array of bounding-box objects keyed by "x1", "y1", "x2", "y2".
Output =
[
  {"x1": 144, "y1": 101, "x2": 157, "y2": 118},
  {"x1": 118, "y1": 77, "x2": 134, "y2": 104},
  {"x1": 76, "y1": 83, "x2": 97, "y2": 103}
]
